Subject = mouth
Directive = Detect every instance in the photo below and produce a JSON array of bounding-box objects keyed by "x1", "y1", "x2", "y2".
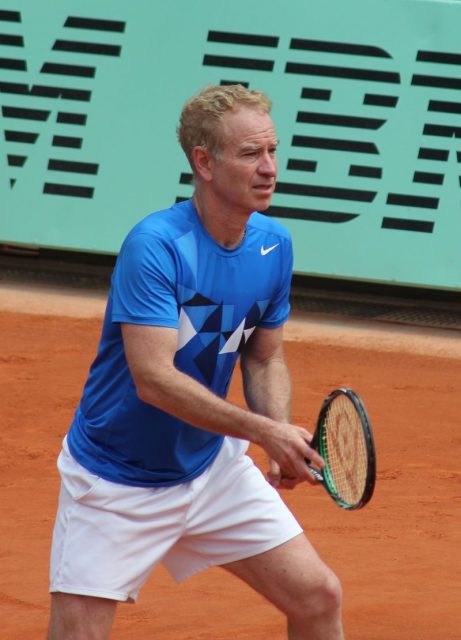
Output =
[{"x1": 253, "y1": 183, "x2": 274, "y2": 193}]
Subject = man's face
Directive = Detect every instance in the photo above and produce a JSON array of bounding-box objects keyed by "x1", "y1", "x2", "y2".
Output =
[{"x1": 208, "y1": 107, "x2": 278, "y2": 214}]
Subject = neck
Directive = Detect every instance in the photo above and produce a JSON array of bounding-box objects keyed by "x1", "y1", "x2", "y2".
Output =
[{"x1": 192, "y1": 193, "x2": 248, "y2": 249}]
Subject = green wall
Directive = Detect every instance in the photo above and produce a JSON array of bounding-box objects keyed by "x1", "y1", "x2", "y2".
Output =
[{"x1": 1, "y1": 0, "x2": 461, "y2": 290}]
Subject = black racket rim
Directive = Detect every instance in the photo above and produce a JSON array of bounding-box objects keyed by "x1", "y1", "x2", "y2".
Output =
[{"x1": 313, "y1": 387, "x2": 376, "y2": 510}]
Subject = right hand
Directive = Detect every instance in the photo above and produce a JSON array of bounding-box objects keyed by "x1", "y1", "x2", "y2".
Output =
[{"x1": 262, "y1": 423, "x2": 325, "y2": 486}]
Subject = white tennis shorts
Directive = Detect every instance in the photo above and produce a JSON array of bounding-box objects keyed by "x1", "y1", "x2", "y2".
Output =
[{"x1": 49, "y1": 436, "x2": 303, "y2": 602}]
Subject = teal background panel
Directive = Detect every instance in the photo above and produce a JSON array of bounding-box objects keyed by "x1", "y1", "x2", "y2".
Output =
[{"x1": 0, "y1": 0, "x2": 460, "y2": 290}]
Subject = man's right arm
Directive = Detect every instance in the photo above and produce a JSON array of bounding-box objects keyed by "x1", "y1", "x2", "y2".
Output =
[{"x1": 121, "y1": 322, "x2": 322, "y2": 481}]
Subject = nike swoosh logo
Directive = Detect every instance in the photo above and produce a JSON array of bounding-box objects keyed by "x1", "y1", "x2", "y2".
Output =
[{"x1": 260, "y1": 243, "x2": 279, "y2": 256}]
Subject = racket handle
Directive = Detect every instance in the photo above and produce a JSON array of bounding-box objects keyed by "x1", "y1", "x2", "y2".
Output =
[{"x1": 307, "y1": 465, "x2": 324, "y2": 482}]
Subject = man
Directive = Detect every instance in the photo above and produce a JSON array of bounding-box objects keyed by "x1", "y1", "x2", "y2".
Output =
[{"x1": 47, "y1": 84, "x2": 345, "y2": 639}]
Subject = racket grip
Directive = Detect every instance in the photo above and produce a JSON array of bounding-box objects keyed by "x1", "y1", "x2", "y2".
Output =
[{"x1": 306, "y1": 464, "x2": 324, "y2": 482}]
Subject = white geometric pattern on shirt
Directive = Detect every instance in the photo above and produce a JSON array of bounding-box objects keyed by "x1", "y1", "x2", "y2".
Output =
[{"x1": 178, "y1": 308, "x2": 255, "y2": 353}]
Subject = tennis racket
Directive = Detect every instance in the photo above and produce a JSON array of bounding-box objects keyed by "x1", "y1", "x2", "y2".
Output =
[{"x1": 306, "y1": 388, "x2": 376, "y2": 510}]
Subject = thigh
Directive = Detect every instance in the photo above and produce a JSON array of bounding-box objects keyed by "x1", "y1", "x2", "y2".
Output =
[{"x1": 222, "y1": 533, "x2": 335, "y2": 613}]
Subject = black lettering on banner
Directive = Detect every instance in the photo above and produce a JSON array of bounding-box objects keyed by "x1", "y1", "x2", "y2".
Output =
[
  {"x1": 190, "y1": 31, "x2": 461, "y2": 234},
  {"x1": 1, "y1": 9, "x2": 126, "y2": 197}
]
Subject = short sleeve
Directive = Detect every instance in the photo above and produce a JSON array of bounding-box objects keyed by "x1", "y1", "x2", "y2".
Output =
[
  {"x1": 258, "y1": 237, "x2": 293, "y2": 328},
  {"x1": 111, "y1": 232, "x2": 179, "y2": 327}
]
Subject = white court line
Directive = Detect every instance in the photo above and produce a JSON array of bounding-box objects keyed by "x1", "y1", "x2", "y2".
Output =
[{"x1": 0, "y1": 282, "x2": 460, "y2": 359}]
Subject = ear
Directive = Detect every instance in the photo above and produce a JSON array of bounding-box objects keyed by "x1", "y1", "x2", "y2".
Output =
[{"x1": 191, "y1": 146, "x2": 214, "y2": 182}]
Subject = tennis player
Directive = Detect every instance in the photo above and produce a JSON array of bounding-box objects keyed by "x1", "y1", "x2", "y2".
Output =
[{"x1": 47, "y1": 84, "x2": 345, "y2": 639}]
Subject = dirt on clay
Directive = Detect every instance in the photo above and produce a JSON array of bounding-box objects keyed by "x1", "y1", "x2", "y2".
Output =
[{"x1": 0, "y1": 281, "x2": 460, "y2": 640}]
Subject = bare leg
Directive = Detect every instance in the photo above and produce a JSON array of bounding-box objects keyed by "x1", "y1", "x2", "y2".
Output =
[
  {"x1": 47, "y1": 593, "x2": 117, "y2": 640},
  {"x1": 222, "y1": 533, "x2": 345, "y2": 640}
]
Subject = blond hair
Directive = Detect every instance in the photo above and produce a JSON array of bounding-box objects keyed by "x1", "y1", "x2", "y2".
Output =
[{"x1": 177, "y1": 84, "x2": 272, "y2": 168}]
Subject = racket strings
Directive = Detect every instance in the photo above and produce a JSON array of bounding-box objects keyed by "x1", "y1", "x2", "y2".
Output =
[{"x1": 321, "y1": 395, "x2": 368, "y2": 504}]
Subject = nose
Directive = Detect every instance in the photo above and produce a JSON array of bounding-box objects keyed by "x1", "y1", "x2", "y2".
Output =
[{"x1": 258, "y1": 151, "x2": 277, "y2": 177}]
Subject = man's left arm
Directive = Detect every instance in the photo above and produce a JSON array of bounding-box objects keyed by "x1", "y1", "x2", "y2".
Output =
[{"x1": 240, "y1": 325, "x2": 308, "y2": 489}]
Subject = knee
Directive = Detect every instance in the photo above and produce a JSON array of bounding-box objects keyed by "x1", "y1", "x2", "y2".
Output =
[
  {"x1": 316, "y1": 570, "x2": 343, "y2": 616},
  {"x1": 290, "y1": 569, "x2": 343, "y2": 628}
]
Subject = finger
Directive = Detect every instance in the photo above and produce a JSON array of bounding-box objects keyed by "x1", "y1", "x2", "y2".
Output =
[
  {"x1": 291, "y1": 448, "x2": 324, "y2": 483},
  {"x1": 305, "y1": 466, "x2": 322, "y2": 485},
  {"x1": 266, "y1": 459, "x2": 282, "y2": 488},
  {"x1": 296, "y1": 426, "x2": 314, "y2": 442},
  {"x1": 279, "y1": 463, "x2": 320, "y2": 487},
  {"x1": 304, "y1": 443, "x2": 325, "y2": 469}
]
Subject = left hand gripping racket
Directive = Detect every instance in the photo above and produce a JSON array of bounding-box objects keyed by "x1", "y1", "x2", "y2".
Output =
[{"x1": 307, "y1": 388, "x2": 376, "y2": 510}]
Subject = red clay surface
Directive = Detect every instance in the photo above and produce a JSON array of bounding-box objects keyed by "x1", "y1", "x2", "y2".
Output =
[{"x1": 1, "y1": 295, "x2": 460, "y2": 639}]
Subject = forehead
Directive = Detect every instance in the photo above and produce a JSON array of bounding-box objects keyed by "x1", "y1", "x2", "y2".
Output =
[{"x1": 220, "y1": 107, "x2": 277, "y2": 149}]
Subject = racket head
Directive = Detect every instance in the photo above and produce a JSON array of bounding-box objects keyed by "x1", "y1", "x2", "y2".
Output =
[{"x1": 312, "y1": 388, "x2": 376, "y2": 510}]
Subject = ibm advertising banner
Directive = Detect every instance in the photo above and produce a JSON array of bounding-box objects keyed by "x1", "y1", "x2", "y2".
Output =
[{"x1": 1, "y1": 0, "x2": 461, "y2": 290}]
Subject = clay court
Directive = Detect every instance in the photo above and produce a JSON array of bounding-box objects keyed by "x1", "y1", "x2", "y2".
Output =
[{"x1": 0, "y1": 283, "x2": 460, "y2": 639}]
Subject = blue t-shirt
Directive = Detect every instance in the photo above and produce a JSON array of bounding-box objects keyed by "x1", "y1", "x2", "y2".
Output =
[{"x1": 67, "y1": 199, "x2": 293, "y2": 486}]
